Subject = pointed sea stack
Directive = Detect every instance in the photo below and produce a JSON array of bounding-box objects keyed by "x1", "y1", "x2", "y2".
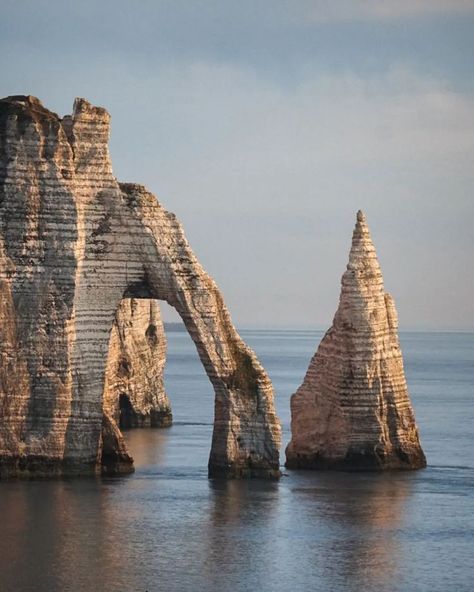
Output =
[{"x1": 286, "y1": 211, "x2": 426, "y2": 471}]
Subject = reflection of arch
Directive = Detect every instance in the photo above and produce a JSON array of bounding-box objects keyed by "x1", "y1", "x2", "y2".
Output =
[
  {"x1": 204, "y1": 480, "x2": 280, "y2": 590},
  {"x1": 0, "y1": 96, "x2": 281, "y2": 479}
]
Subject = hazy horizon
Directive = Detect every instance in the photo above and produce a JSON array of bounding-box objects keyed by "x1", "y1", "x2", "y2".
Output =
[{"x1": 1, "y1": 1, "x2": 473, "y2": 330}]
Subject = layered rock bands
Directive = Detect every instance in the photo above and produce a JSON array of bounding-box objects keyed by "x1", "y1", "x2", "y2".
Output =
[
  {"x1": 0, "y1": 95, "x2": 281, "y2": 479},
  {"x1": 286, "y1": 211, "x2": 426, "y2": 471},
  {"x1": 104, "y1": 298, "x2": 172, "y2": 430}
]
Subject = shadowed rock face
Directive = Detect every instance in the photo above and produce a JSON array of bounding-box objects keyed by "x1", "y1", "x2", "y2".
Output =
[
  {"x1": 286, "y1": 211, "x2": 426, "y2": 471},
  {"x1": 103, "y1": 298, "x2": 172, "y2": 429},
  {"x1": 0, "y1": 95, "x2": 281, "y2": 479}
]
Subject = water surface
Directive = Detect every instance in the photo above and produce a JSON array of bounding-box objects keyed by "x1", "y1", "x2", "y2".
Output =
[{"x1": 0, "y1": 330, "x2": 472, "y2": 592}]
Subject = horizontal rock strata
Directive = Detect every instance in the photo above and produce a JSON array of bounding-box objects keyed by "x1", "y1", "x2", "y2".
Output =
[
  {"x1": 103, "y1": 298, "x2": 172, "y2": 429},
  {"x1": 286, "y1": 211, "x2": 426, "y2": 471},
  {"x1": 0, "y1": 95, "x2": 281, "y2": 479}
]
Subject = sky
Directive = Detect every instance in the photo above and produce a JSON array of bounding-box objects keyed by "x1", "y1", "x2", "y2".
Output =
[{"x1": 1, "y1": 0, "x2": 473, "y2": 330}]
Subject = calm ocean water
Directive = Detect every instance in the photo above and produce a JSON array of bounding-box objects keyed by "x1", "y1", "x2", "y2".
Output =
[{"x1": 0, "y1": 329, "x2": 473, "y2": 592}]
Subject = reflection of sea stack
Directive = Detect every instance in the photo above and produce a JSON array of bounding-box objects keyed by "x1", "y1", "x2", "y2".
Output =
[{"x1": 286, "y1": 211, "x2": 426, "y2": 471}]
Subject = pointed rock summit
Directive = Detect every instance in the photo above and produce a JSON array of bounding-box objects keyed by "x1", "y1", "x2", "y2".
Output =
[{"x1": 286, "y1": 211, "x2": 426, "y2": 471}]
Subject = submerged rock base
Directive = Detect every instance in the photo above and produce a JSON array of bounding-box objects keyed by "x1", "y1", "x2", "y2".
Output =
[{"x1": 285, "y1": 448, "x2": 427, "y2": 472}]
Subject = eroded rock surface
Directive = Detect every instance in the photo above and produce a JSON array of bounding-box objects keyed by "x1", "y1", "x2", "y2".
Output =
[
  {"x1": 103, "y1": 298, "x2": 172, "y2": 429},
  {"x1": 0, "y1": 95, "x2": 281, "y2": 479},
  {"x1": 286, "y1": 211, "x2": 426, "y2": 471}
]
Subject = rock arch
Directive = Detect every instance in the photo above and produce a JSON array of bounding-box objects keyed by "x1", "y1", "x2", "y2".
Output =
[{"x1": 0, "y1": 96, "x2": 281, "y2": 479}]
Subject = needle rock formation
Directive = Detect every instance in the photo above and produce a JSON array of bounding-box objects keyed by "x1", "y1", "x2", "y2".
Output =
[
  {"x1": 103, "y1": 298, "x2": 172, "y2": 429},
  {"x1": 0, "y1": 95, "x2": 281, "y2": 479},
  {"x1": 286, "y1": 211, "x2": 426, "y2": 471}
]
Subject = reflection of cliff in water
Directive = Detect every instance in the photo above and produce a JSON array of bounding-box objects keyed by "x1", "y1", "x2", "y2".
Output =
[
  {"x1": 0, "y1": 429, "x2": 173, "y2": 591},
  {"x1": 0, "y1": 480, "x2": 146, "y2": 591}
]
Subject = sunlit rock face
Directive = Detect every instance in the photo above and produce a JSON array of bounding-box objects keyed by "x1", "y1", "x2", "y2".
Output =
[
  {"x1": 0, "y1": 95, "x2": 281, "y2": 479},
  {"x1": 286, "y1": 211, "x2": 426, "y2": 471},
  {"x1": 103, "y1": 298, "x2": 172, "y2": 429}
]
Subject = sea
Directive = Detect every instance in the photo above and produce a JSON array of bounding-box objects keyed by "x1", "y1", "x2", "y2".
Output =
[{"x1": 0, "y1": 329, "x2": 472, "y2": 592}]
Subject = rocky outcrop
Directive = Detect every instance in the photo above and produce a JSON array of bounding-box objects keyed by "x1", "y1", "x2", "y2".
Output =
[
  {"x1": 103, "y1": 298, "x2": 172, "y2": 429},
  {"x1": 0, "y1": 95, "x2": 281, "y2": 479},
  {"x1": 286, "y1": 211, "x2": 426, "y2": 471}
]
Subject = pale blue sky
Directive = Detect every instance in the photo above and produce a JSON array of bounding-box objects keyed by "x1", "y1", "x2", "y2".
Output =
[{"x1": 1, "y1": 1, "x2": 473, "y2": 329}]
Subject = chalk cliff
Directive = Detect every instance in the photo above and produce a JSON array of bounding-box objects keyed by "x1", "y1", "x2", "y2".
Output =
[
  {"x1": 103, "y1": 298, "x2": 172, "y2": 429},
  {"x1": 0, "y1": 95, "x2": 281, "y2": 479},
  {"x1": 286, "y1": 211, "x2": 426, "y2": 471}
]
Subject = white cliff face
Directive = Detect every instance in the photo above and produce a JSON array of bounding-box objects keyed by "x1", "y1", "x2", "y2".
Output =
[
  {"x1": 0, "y1": 95, "x2": 281, "y2": 479},
  {"x1": 286, "y1": 211, "x2": 426, "y2": 471},
  {"x1": 103, "y1": 298, "x2": 172, "y2": 429}
]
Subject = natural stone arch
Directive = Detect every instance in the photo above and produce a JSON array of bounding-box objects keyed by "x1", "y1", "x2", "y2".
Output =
[{"x1": 0, "y1": 96, "x2": 281, "y2": 479}]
